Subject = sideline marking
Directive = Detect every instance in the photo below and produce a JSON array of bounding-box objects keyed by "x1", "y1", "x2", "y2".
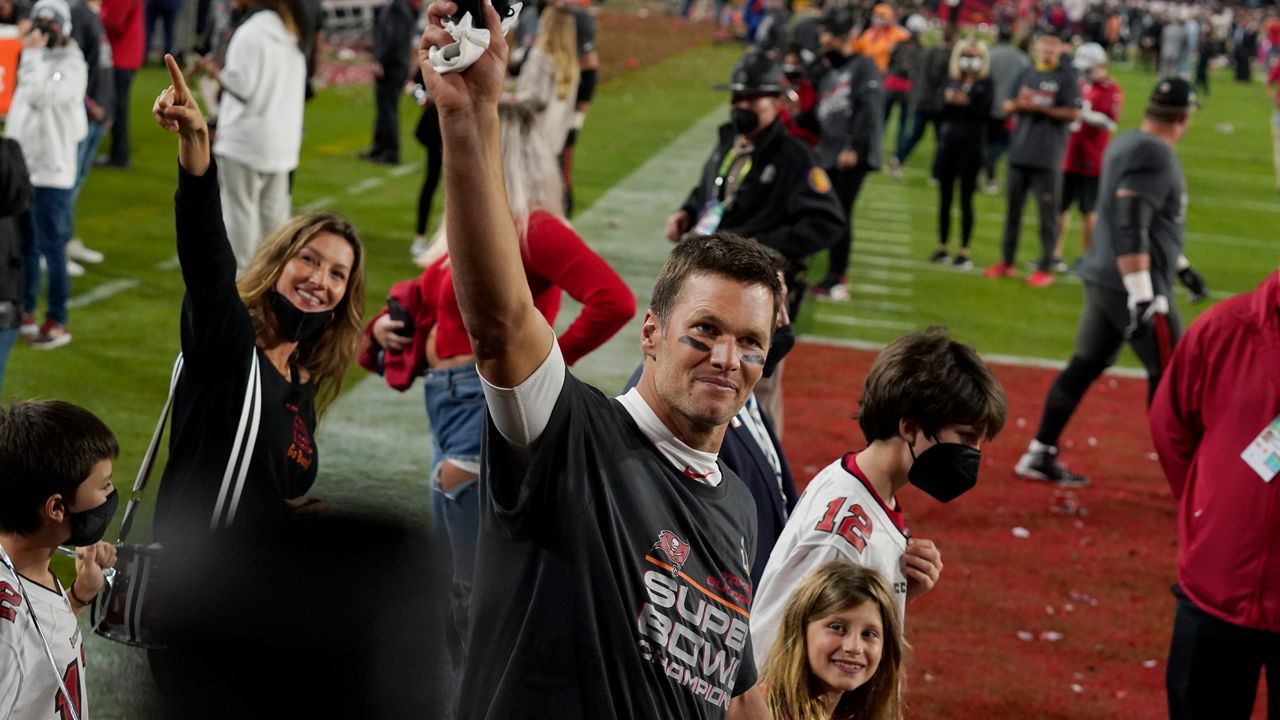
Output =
[
  {"x1": 68, "y1": 278, "x2": 139, "y2": 309},
  {"x1": 154, "y1": 255, "x2": 181, "y2": 271},
  {"x1": 299, "y1": 196, "x2": 335, "y2": 212},
  {"x1": 856, "y1": 242, "x2": 910, "y2": 256},
  {"x1": 800, "y1": 334, "x2": 1148, "y2": 378},
  {"x1": 390, "y1": 163, "x2": 418, "y2": 177},
  {"x1": 857, "y1": 268, "x2": 914, "y2": 283},
  {"x1": 346, "y1": 177, "x2": 385, "y2": 195},
  {"x1": 815, "y1": 314, "x2": 914, "y2": 331}
]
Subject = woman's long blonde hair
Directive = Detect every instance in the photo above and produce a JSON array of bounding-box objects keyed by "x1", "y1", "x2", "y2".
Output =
[
  {"x1": 535, "y1": 6, "x2": 580, "y2": 100},
  {"x1": 761, "y1": 562, "x2": 906, "y2": 720},
  {"x1": 237, "y1": 213, "x2": 366, "y2": 417},
  {"x1": 417, "y1": 102, "x2": 565, "y2": 267}
]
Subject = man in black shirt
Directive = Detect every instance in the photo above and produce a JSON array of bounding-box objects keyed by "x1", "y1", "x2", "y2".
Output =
[
  {"x1": 1016, "y1": 78, "x2": 1197, "y2": 488},
  {"x1": 420, "y1": 6, "x2": 773, "y2": 718},
  {"x1": 984, "y1": 30, "x2": 1081, "y2": 288},
  {"x1": 363, "y1": 0, "x2": 415, "y2": 164}
]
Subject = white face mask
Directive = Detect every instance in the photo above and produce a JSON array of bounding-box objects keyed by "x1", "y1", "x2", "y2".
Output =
[{"x1": 958, "y1": 56, "x2": 982, "y2": 72}]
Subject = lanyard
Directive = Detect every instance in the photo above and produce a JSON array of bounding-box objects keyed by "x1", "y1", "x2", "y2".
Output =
[{"x1": 715, "y1": 147, "x2": 754, "y2": 203}]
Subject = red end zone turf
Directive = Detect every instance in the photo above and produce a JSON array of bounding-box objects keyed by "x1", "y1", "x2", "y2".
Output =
[{"x1": 782, "y1": 341, "x2": 1269, "y2": 719}]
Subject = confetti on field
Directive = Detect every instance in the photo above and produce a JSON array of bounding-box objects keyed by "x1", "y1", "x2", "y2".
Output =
[
  {"x1": 1143, "y1": 659, "x2": 1159, "y2": 669},
  {"x1": 1039, "y1": 631, "x2": 1064, "y2": 642},
  {"x1": 1012, "y1": 527, "x2": 1031, "y2": 539},
  {"x1": 1071, "y1": 683, "x2": 1085, "y2": 694},
  {"x1": 1017, "y1": 631, "x2": 1034, "y2": 642}
]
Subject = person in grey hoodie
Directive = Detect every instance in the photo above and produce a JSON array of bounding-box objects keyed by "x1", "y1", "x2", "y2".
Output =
[
  {"x1": 811, "y1": 9, "x2": 884, "y2": 301},
  {"x1": 8, "y1": 0, "x2": 88, "y2": 350},
  {"x1": 983, "y1": 24, "x2": 1030, "y2": 193}
]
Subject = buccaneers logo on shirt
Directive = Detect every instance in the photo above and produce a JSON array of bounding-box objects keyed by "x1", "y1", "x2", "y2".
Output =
[{"x1": 653, "y1": 530, "x2": 692, "y2": 576}]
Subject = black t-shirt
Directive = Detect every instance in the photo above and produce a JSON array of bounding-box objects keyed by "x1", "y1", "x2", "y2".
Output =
[
  {"x1": 458, "y1": 374, "x2": 759, "y2": 720},
  {"x1": 1077, "y1": 130, "x2": 1187, "y2": 295},
  {"x1": 1007, "y1": 63, "x2": 1082, "y2": 170},
  {"x1": 154, "y1": 163, "x2": 319, "y2": 541}
]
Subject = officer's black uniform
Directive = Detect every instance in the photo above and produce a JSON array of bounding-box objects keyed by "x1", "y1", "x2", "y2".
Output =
[{"x1": 678, "y1": 55, "x2": 845, "y2": 316}]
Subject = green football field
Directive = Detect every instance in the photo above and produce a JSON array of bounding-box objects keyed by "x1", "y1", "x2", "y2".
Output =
[{"x1": 8, "y1": 36, "x2": 1279, "y2": 715}]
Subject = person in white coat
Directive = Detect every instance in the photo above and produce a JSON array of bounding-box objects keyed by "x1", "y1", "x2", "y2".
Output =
[
  {"x1": 7, "y1": 0, "x2": 87, "y2": 350},
  {"x1": 196, "y1": 0, "x2": 307, "y2": 272}
]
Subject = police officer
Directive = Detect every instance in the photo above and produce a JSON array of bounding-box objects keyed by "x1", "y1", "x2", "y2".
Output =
[
  {"x1": 1016, "y1": 78, "x2": 1203, "y2": 487},
  {"x1": 810, "y1": 9, "x2": 885, "y2": 301},
  {"x1": 665, "y1": 50, "x2": 844, "y2": 434},
  {"x1": 665, "y1": 50, "x2": 844, "y2": 320}
]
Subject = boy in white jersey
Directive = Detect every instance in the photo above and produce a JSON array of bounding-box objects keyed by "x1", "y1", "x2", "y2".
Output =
[
  {"x1": 751, "y1": 328, "x2": 1006, "y2": 667},
  {"x1": 0, "y1": 401, "x2": 120, "y2": 720}
]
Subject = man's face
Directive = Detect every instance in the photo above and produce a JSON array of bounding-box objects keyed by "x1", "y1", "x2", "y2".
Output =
[
  {"x1": 1035, "y1": 36, "x2": 1063, "y2": 66},
  {"x1": 730, "y1": 93, "x2": 780, "y2": 133},
  {"x1": 645, "y1": 273, "x2": 775, "y2": 432}
]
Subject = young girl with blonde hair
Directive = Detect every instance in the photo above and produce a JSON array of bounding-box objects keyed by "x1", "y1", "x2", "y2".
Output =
[{"x1": 762, "y1": 561, "x2": 906, "y2": 720}]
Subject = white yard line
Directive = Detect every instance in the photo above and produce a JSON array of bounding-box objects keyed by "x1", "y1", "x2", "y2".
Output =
[{"x1": 67, "y1": 278, "x2": 139, "y2": 309}]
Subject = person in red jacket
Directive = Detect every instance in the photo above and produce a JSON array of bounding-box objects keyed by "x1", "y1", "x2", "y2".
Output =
[
  {"x1": 99, "y1": 0, "x2": 142, "y2": 167},
  {"x1": 1149, "y1": 268, "x2": 1280, "y2": 720},
  {"x1": 1054, "y1": 42, "x2": 1121, "y2": 271},
  {"x1": 359, "y1": 101, "x2": 634, "y2": 713}
]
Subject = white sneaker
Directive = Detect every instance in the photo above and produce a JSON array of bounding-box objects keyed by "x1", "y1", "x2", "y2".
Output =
[
  {"x1": 67, "y1": 238, "x2": 105, "y2": 264},
  {"x1": 18, "y1": 313, "x2": 38, "y2": 340},
  {"x1": 66, "y1": 259, "x2": 86, "y2": 278},
  {"x1": 827, "y1": 282, "x2": 850, "y2": 302}
]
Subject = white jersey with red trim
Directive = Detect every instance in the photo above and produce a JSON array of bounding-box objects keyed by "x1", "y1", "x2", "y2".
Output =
[
  {"x1": 0, "y1": 575, "x2": 87, "y2": 720},
  {"x1": 749, "y1": 453, "x2": 909, "y2": 672}
]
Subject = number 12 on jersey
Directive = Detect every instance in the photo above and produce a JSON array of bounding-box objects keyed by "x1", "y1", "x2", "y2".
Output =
[{"x1": 814, "y1": 497, "x2": 873, "y2": 553}]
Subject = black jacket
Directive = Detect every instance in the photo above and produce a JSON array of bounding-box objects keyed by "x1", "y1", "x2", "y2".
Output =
[
  {"x1": 814, "y1": 52, "x2": 884, "y2": 170},
  {"x1": 0, "y1": 139, "x2": 30, "y2": 329},
  {"x1": 680, "y1": 118, "x2": 844, "y2": 272},
  {"x1": 719, "y1": 410, "x2": 797, "y2": 579},
  {"x1": 373, "y1": 0, "x2": 415, "y2": 77}
]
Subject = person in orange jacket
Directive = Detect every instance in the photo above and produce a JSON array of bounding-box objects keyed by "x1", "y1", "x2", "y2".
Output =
[{"x1": 851, "y1": 3, "x2": 910, "y2": 75}]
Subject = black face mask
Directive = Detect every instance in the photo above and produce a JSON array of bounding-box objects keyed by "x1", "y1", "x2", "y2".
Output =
[
  {"x1": 763, "y1": 323, "x2": 795, "y2": 378},
  {"x1": 66, "y1": 491, "x2": 118, "y2": 547},
  {"x1": 268, "y1": 290, "x2": 334, "y2": 343},
  {"x1": 907, "y1": 439, "x2": 980, "y2": 503},
  {"x1": 823, "y1": 49, "x2": 847, "y2": 67},
  {"x1": 730, "y1": 107, "x2": 760, "y2": 135}
]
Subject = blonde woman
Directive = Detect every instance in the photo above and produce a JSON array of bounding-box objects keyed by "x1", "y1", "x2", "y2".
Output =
[
  {"x1": 151, "y1": 55, "x2": 365, "y2": 539},
  {"x1": 513, "y1": 4, "x2": 579, "y2": 157},
  {"x1": 762, "y1": 561, "x2": 906, "y2": 720},
  {"x1": 931, "y1": 38, "x2": 992, "y2": 268}
]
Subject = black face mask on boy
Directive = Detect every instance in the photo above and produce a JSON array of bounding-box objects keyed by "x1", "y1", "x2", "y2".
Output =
[{"x1": 906, "y1": 437, "x2": 981, "y2": 503}]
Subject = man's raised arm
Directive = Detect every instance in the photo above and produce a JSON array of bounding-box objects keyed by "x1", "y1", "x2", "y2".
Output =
[{"x1": 418, "y1": 0, "x2": 555, "y2": 388}]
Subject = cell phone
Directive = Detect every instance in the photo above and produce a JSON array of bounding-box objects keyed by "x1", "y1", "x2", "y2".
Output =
[{"x1": 386, "y1": 298, "x2": 415, "y2": 338}]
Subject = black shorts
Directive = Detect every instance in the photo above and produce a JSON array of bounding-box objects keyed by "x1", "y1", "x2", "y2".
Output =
[{"x1": 1060, "y1": 172, "x2": 1100, "y2": 215}]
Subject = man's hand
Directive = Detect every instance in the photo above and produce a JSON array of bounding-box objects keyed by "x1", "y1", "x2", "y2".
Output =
[
  {"x1": 664, "y1": 209, "x2": 690, "y2": 242},
  {"x1": 418, "y1": 0, "x2": 509, "y2": 120},
  {"x1": 72, "y1": 541, "x2": 118, "y2": 603},
  {"x1": 1178, "y1": 265, "x2": 1210, "y2": 303},
  {"x1": 945, "y1": 87, "x2": 970, "y2": 106},
  {"x1": 372, "y1": 313, "x2": 411, "y2": 352},
  {"x1": 153, "y1": 54, "x2": 211, "y2": 175},
  {"x1": 372, "y1": 61, "x2": 384, "y2": 79},
  {"x1": 903, "y1": 537, "x2": 942, "y2": 603},
  {"x1": 836, "y1": 148, "x2": 859, "y2": 169},
  {"x1": 21, "y1": 26, "x2": 48, "y2": 50},
  {"x1": 1125, "y1": 293, "x2": 1170, "y2": 340}
]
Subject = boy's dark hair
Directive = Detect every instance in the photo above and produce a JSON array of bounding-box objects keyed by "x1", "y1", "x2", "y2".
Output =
[
  {"x1": 857, "y1": 327, "x2": 1007, "y2": 444},
  {"x1": 0, "y1": 400, "x2": 119, "y2": 535},
  {"x1": 650, "y1": 233, "x2": 783, "y2": 327}
]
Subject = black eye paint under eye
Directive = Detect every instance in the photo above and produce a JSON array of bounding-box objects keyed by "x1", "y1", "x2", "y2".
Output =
[
  {"x1": 741, "y1": 353, "x2": 765, "y2": 365},
  {"x1": 680, "y1": 335, "x2": 712, "y2": 352}
]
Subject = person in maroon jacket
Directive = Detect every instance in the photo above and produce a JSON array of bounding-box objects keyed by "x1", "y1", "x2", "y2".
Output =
[
  {"x1": 99, "y1": 0, "x2": 142, "y2": 167},
  {"x1": 1149, "y1": 268, "x2": 1280, "y2": 720},
  {"x1": 360, "y1": 101, "x2": 634, "y2": 712}
]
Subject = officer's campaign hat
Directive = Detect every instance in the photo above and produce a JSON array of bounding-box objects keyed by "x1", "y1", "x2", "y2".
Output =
[
  {"x1": 714, "y1": 51, "x2": 785, "y2": 95},
  {"x1": 1150, "y1": 77, "x2": 1199, "y2": 111}
]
